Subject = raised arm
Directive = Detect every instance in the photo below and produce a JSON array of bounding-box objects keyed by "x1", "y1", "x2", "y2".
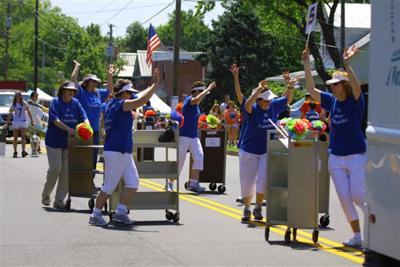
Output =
[
  {"x1": 71, "y1": 60, "x2": 81, "y2": 84},
  {"x1": 302, "y1": 49, "x2": 321, "y2": 103},
  {"x1": 190, "y1": 82, "x2": 217, "y2": 105},
  {"x1": 123, "y1": 68, "x2": 161, "y2": 111},
  {"x1": 24, "y1": 102, "x2": 34, "y2": 126},
  {"x1": 230, "y1": 64, "x2": 244, "y2": 105},
  {"x1": 106, "y1": 64, "x2": 114, "y2": 98},
  {"x1": 245, "y1": 80, "x2": 267, "y2": 114},
  {"x1": 343, "y1": 45, "x2": 361, "y2": 100}
]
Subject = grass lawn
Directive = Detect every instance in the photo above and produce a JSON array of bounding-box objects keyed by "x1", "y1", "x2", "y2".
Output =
[{"x1": 226, "y1": 144, "x2": 239, "y2": 154}]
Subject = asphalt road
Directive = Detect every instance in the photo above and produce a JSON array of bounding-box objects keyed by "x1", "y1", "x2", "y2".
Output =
[{"x1": 0, "y1": 144, "x2": 364, "y2": 266}]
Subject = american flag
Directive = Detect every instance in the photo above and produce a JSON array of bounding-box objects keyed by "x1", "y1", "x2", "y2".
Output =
[{"x1": 146, "y1": 24, "x2": 161, "y2": 65}]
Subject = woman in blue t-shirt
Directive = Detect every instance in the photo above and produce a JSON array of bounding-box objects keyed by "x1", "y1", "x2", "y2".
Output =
[
  {"x1": 71, "y1": 60, "x2": 114, "y2": 168},
  {"x1": 240, "y1": 80, "x2": 294, "y2": 222},
  {"x1": 303, "y1": 46, "x2": 366, "y2": 247},
  {"x1": 41, "y1": 81, "x2": 88, "y2": 209},
  {"x1": 178, "y1": 81, "x2": 217, "y2": 193},
  {"x1": 89, "y1": 69, "x2": 160, "y2": 226}
]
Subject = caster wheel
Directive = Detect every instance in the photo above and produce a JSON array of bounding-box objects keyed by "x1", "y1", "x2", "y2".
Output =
[
  {"x1": 209, "y1": 183, "x2": 217, "y2": 191},
  {"x1": 292, "y1": 228, "x2": 297, "y2": 241},
  {"x1": 88, "y1": 198, "x2": 95, "y2": 210},
  {"x1": 165, "y1": 211, "x2": 173, "y2": 221},
  {"x1": 284, "y1": 229, "x2": 291, "y2": 244},
  {"x1": 65, "y1": 198, "x2": 71, "y2": 210},
  {"x1": 319, "y1": 214, "x2": 330, "y2": 227},
  {"x1": 172, "y1": 212, "x2": 180, "y2": 223},
  {"x1": 312, "y1": 230, "x2": 319, "y2": 244},
  {"x1": 217, "y1": 185, "x2": 226, "y2": 194},
  {"x1": 109, "y1": 212, "x2": 113, "y2": 221},
  {"x1": 184, "y1": 181, "x2": 189, "y2": 190},
  {"x1": 126, "y1": 209, "x2": 130, "y2": 215},
  {"x1": 265, "y1": 227, "x2": 270, "y2": 241}
]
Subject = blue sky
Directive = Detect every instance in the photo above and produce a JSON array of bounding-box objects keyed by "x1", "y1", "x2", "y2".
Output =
[{"x1": 50, "y1": 0, "x2": 225, "y2": 37}]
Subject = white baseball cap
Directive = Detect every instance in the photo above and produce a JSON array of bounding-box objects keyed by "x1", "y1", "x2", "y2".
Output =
[
  {"x1": 83, "y1": 74, "x2": 101, "y2": 83},
  {"x1": 326, "y1": 71, "x2": 349, "y2": 85},
  {"x1": 115, "y1": 83, "x2": 138, "y2": 95},
  {"x1": 258, "y1": 90, "x2": 277, "y2": 101}
]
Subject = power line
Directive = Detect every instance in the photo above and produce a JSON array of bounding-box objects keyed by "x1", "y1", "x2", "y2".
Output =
[
  {"x1": 99, "y1": 0, "x2": 136, "y2": 26},
  {"x1": 63, "y1": 3, "x2": 173, "y2": 15},
  {"x1": 35, "y1": 35, "x2": 69, "y2": 52},
  {"x1": 141, "y1": 0, "x2": 175, "y2": 25},
  {"x1": 77, "y1": 0, "x2": 115, "y2": 21}
]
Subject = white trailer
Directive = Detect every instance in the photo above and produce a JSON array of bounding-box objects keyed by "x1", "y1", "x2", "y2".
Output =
[{"x1": 364, "y1": 0, "x2": 400, "y2": 265}]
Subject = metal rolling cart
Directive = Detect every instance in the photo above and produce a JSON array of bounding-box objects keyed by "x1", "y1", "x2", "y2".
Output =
[
  {"x1": 108, "y1": 129, "x2": 180, "y2": 223},
  {"x1": 318, "y1": 140, "x2": 330, "y2": 227},
  {"x1": 66, "y1": 137, "x2": 104, "y2": 211},
  {"x1": 265, "y1": 130, "x2": 321, "y2": 244},
  {"x1": 186, "y1": 127, "x2": 227, "y2": 193}
]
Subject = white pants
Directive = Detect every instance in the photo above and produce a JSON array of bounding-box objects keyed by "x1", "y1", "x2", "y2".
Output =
[
  {"x1": 239, "y1": 150, "x2": 267, "y2": 197},
  {"x1": 328, "y1": 153, "x2": 367, "y2": 222},
  {"x1": 178, "y1": 136, "x2": 204, "y2": 173},
  {"x1": 102, "y1": 151, "x2": 139, "y2": 195}
]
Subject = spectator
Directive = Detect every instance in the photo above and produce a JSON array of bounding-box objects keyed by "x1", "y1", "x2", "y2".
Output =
[
  {"x1": 209, "y1": 103, "x2": 223, "y2": 122},
  {"x1": 306, "y1": 101, "x2": 321, "y2": 121},
  {"x1": 220, "y1": 94, "x2": 230, "y2": 115},
  {"x1": 224, "y1": 100, "x2": 239, "y2": 146},
  {"x1": 6, "y1": 91, "x2": 34, "y2": 158},
  {"x1": 41, "y1": 81, "x2": 89, "y2": 209}
]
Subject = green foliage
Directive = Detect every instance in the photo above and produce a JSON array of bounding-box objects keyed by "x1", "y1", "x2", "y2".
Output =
[
  {"x1": 0, "y1": 0, "x2": 111, "y2": 94},
  {"x1": 156, "y1": 10, "x2": 211, "y2": 51},
  {"x1": 268, "y1": 82, "x2": 306, "y2": 103},
  {"x1": 199, "y1": 2, "x2": 281, "y2": 111},
  {"x1": 116, "y1": 21, "x2": 147, "y2": 53}
]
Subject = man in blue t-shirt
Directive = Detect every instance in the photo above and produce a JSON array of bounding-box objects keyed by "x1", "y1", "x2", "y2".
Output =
[{"x1": 178, "y1": 81, "x2": 217, "y2": 193}]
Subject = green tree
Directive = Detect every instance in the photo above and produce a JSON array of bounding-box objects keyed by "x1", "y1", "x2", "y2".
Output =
[
  {"x1": 157, "y1": 10, "x2": 210, "y2": 51},
  {"x1": 198, "y1": 2, "x2": 281, "y2": 111},
  {"x1": 116, "y1": 21, "x2": 147, "y2": 53}
]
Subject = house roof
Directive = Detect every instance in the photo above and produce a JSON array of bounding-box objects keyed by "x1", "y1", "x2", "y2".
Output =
[
  {"x1": 323, "y1": 3, "x2": 371, "y2": 29},
  {"x1": 118, "y1": 53, "x2": 137, "y2": 78},
  {"x1": 136, "y1": 50, "x2": 152, "y2": 77},
  {"x1": 152, "y1": 51, "x2": 203, "y2": 61}
]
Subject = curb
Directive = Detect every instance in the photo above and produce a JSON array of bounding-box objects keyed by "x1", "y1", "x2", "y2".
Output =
[{"x1": 226, "y1": 150, "x2": 238, "y2": 156}]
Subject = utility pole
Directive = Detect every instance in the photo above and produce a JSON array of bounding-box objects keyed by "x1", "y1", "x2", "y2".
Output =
[
  {"x1": 34, "y1": 0, "x2": 39, "y2": 92},
  {"x1": 340, "y1": 0, "x2": 345, "y2": 67},
  {"x1": 107, "y1": 24, "x2": 114, "y2": 64},
  {"x1": 172, "y1": 0, "x2": 181, "y2": 99},
  {"x1": 42, "y1": 42, "x2": 45, "y2": 84},
  {"x1": 3, "y1": 2, "x2": 11, "y2": 80}
]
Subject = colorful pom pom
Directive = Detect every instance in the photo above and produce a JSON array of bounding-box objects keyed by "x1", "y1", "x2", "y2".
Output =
[
  {"x1": 144, "y1": 110, "x2": 156, "y2": 118},
  {"x1": 206, "y1": 114, "x2": 220, "y2": 129},
  {"x1": 310, "y1": 120, "x2": 327, "y2": 132},
  {"x1": 176, "y1": 102, "x2": 183, "y2": 113},
  {"x1": 75, "y1": 123, "x2": 93, "y2": 141},
  {"x1": 170, "y1": 111, "x2": 184, "y2": 128},
  {"x1": 198, "y1": 114, "x2": 208, "y2": 129}
]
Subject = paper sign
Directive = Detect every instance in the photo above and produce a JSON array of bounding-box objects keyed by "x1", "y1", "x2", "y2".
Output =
[
  {"x1": 305, "y1": 3, "x2": 318, "y2": 34},
  {"x1": 205, "y1": 137, "x2": 220, "y2": 147}
]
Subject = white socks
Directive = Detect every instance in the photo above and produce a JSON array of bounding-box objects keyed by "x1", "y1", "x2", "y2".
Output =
[
  {"x1": 116, "y1": 204, "x2": 127, "y2": 215},
  {"x1": 92, "y1": 207, "x2": 102, "y2": 217}
]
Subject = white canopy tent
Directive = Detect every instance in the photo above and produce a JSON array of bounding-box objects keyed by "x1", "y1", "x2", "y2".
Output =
[
  {"x1": 136, "y1": 92, "x2": 171, "y2": 114},
  {"x1": 36, "y1": 88, "x2": 53, "y2": 102}
]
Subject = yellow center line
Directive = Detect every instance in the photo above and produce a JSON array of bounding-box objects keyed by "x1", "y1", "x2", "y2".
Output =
[
  {"x1": 140, "y1": 179, "x2": 364, "y2": 264},
  {"x1": 96, "y1": 164, "x2": 363, "y2": 264}
]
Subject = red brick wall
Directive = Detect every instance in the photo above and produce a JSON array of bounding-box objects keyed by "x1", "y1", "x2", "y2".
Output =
[{"x1": 153, "y1": 60, "x2": 204, "y2": 104}]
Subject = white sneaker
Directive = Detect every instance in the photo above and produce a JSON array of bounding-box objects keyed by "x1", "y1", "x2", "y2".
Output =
[
  {"x1": 343, "y1": 235, "x2": 362, "y2": 247},
  {"x1": 187, "y1": 182, "x2": 205, "y2": 193},
  {"x1": 165, "y1": 182, "x2": 174, "y2": 192}
]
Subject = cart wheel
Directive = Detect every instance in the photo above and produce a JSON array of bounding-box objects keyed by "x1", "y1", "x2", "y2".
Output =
[
  {"x1": 88, "y1": 198, "x2": 95, "y2": 210},
  {"x1": 126, "y1": 209, "x2": 130, "y2": 215},
  {"x1": 209, "y1": 183, "x2": 217, "y2": 191},
  {"x1": 312, "y1": 229, "x2": 319, "y2": 244},
  {"x1": 65, "y1": 198, "x2": 71, "y2": 210},
  {"x1": 292, "y1": 228, "x2": 297, "y2": 241},
  {"x1": 184, "y1": 181, "x2": 189, "y2": 190},
  {"x1": 319, "y1": 214, "x2": 330, "y2": 227},
  {"x1": 217, "y1": 185, "x2": 226, "y2": 194},
  {"x1": 109, "y1": 212, "x2": 113, "y2": 221},
  {"x1": 265, "y1": 227, "x2": 270, "y2": 241},
  {"x1": 172, "y1": 212, "x2": 180, "y2": 223},
  {"x1": 284, "y1": 229, "x2": 291, "y2": 244},
  {"x1": 165, "y1": 211, "x2": 173, "y2": 221}
]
